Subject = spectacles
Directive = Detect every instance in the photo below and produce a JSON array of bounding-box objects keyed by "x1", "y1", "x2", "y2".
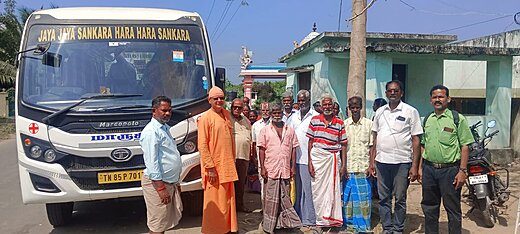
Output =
[
  {"x1": 213, "y1": 97, "x2": 225, "y2": 101},
  {"x1": 231, "y1": 106, "x2": 243, "y2": 109},
  {"x1": 386, "y1": 89, "x2": 400, "y2": 94}
]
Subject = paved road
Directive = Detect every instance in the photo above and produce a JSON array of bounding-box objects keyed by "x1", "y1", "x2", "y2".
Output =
[
  {"x1": 2, "y1": 137, "x2": 518, "y2": 234},
  {"x1": 0, "y1": 138, "x2": 263, "y2": 234},
  {"x1": 0, "y1": 138, "x2": 152, "y2": 233}
]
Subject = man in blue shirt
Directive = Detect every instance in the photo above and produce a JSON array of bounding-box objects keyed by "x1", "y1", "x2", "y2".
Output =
[{"x1": 140, "y1": 96, "x2": 182, "y2": 234}]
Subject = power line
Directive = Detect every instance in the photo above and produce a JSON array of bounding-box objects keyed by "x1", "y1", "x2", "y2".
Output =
[
  {"x1": 214, "y1": 1, "x2": 248, "y2": 42},
  {"x1": 398, "y1": 0, "x2": 511, "y2": 16},
  {"x1": 348, "y1": 0, "x2": 377, "y2": 22},
  {"x1": 434, "y1": 14, "x2": 511, "y2": 34},
  {"x1": 206, "y1": 0, "x2": 216, "y2": 24},
  {"x1": 212, "y1": 0, "x2": 234, "y2": 39}
]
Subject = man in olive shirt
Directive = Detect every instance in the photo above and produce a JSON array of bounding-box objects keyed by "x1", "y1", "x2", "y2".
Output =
[
  {"x1": 230, "y1": 98, "x2": 253, "y2": 212},
  {"x1": 420, "y1": 85, "x2": 473, "y2": 234}
]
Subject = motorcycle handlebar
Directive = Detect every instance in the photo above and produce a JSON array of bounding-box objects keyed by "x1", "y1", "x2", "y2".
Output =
[
  {"x1": 470, "y1": 121, "x2": 482, "y2": 129},
  {"x1": 488, "y1": 130, "x2": 500, "y2": 137}
]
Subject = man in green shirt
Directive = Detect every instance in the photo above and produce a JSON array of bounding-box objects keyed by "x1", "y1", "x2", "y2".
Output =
[{"x1": 420, "y1": 85, "x2": 474, "y2": 234}]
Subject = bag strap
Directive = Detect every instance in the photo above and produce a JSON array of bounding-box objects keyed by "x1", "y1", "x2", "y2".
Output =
[
  {"x1": 452, "y1": 110, "x2": 460, "y2": 128},
  {"x1": 423, "y1": 111, "x2": 434, "y2": 128},
  {"x1": 423, "y1": 110, "x2": 459, "y2": 128}
]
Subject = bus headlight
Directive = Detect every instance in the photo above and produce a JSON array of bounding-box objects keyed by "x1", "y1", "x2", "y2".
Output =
[
  {"x1": 21, "y1": 134, "x2": 67, "y2": 163},
  {"x1": 44, "y1": 149, "x2": 57, "y2": 162},
  {"x1": 30, "y1": 145, "x2": 43, "y2": 158}
]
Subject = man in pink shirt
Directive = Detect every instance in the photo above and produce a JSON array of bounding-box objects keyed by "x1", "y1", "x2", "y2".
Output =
[{"x1": 258, "y1": 102, "x2": 302, "y2": 233}]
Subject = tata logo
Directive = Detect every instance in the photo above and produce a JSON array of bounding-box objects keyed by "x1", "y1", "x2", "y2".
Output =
[
  {"x1": 110, "y1": 148, "x2": 132, "y2": 161},
  {"x1": 98, "y1": 121, "x2": 141, "y2": 128},
  {"x1": 91, "y1": 133, "x2": 141, "y2": 141}
]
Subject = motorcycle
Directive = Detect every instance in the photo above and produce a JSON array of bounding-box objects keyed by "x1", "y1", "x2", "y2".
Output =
[{"x1": 466, "y1": 120, "x2": 510, "y2": 228}]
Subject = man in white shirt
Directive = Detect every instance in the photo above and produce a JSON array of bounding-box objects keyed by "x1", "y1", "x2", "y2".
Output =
[
  {"x1": 252, "y1": 102, "x2": 270, "y2": 199},
  {"x1": 281, "y1": 90, "x2": 295, "y2": 123},
  {"x1": 370, "y1": 80, "x2": 423, "y2": 234},
  {"x1": 287, "y1": 89, "x2": 319, "y2": 227}
]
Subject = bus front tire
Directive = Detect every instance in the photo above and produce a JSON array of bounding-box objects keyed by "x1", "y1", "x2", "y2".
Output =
[{"x1": 46, "y1": 202, "x2": 73, "y2": 227}]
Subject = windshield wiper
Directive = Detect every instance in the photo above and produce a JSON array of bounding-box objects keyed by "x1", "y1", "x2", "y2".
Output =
[
  {"x1": 91, "y1": 104, "x2": 151, "y2": 112},
  {"x1": 42, "y1": 94, "x2": 143, "y2": 124}
]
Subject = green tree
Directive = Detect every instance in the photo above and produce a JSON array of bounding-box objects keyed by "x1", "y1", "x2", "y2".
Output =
[
  {"x1": 0, "y1": 13, "x2": 20, "y2": 88},
  {"x1": 0, "y1": 2, "x2": 57, "y2": 89},
  {"x1": 252, "y1": 81, "x2": 286, "y2": 104},
  {"x1": 224, "y1": 80, "x2": 244, "y2": 97},
  {"x1": 3, "y1": 0, "x2": 16, "y2": 15}
]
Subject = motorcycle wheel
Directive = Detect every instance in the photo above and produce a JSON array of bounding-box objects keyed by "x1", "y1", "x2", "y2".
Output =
[{"x1": 478, "y1": 196, "x2": 496, "y2": 228}]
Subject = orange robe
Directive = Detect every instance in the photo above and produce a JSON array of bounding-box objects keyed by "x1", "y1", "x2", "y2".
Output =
[{"x1": 198, "y1": 108, "x2": 238, "y2": 234}]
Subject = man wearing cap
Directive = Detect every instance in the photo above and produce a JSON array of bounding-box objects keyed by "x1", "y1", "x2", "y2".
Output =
[{"x1": 198, "y1": 86, "x2": 239, "y2": 234}]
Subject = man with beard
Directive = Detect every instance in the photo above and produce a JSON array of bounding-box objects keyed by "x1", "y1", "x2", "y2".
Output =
[
  {"x1": 287, "y1": 89, "x2": 318, "y2": 228},
  {"x1": 282, "y1": 91, "x2": 295, "y2": 122},
  {"x1": 140, "y1": 96, "x2": 182, "y2": 234},
  {"x1": 198, "y1": 87, "x2": 238, "y2": 234},
  {"x1": 252, "y1": 102, "x2": 271, "y2": 200},
  {"x1": 370, "y1": 80, "x2": 422, "y2": 234},
  {"x1": 307, "y1": 94, "x2": 348, "y2": 228},
  {"x1": 420, "y1": 85, "x2": 473, "y2": 234},
  {"x1": 258, "y1": 102, "x2": 302, "y2": 233},
  {"x1": 342, "y1": 96, "x2": 373, "y2": 233},
  {"x1": 229, "y1": 98, "x2": 253, "y2": 213}
]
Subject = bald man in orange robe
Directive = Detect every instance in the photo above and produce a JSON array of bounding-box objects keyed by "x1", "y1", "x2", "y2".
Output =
[{"x1": 198, "y1": 86, "x2": 239, "y2": 234}]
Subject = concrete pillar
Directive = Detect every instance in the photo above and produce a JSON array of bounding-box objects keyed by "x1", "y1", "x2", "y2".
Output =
[
  {"x1": 242, "y1": 75, "x2": 253, "y2": 100},
  {"x1": 486, "y1": 59, "x2": 512, "y2": 149}
]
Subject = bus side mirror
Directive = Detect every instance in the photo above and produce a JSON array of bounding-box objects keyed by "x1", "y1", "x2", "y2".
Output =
[
  {"x1": 42, "y1": 52, "x2": 62, "y2": 67},
  {"x1": 215, "y1": 67, "x2": 226, "y2": 91}
]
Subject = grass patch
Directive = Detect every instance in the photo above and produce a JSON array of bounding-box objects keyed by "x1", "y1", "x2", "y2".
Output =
[{"x1": 0, "y1": 117, "x2": 15, "y2": 139}]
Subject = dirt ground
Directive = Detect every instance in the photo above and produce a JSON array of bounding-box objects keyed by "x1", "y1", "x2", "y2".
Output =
[
  {"x1": 170, "y1": 161, "x2": 520, "y2": 234},
  {"x1": 2, "y1": 128, "x2": 517, "y2": 233}
]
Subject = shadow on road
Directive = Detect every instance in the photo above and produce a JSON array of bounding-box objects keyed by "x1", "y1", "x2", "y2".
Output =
[{"x1": 49, "y1": 197, "x2": 148, "y2": 234}]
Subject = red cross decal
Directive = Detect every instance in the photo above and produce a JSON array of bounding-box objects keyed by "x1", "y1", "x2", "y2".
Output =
[{"x1": 29, "y1": 123, "x2": 39, "y2": 134}]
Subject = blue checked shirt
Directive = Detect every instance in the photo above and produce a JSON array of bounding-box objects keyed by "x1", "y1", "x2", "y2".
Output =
[{"x1": 140, "y1": 118, "x2": 182, "y2": 183}]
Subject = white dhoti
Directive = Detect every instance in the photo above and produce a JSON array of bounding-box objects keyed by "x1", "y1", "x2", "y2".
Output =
[{"x1": 310, "y1": 147, "x2": 343, "y2": 227}]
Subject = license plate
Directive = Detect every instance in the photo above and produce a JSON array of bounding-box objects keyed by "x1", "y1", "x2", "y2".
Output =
[
  {"x1": 98, "y1": 170, "x2": 144, "y2": 184},
  {"x1": 469, "y1": 175, "x2": 488, "y2": 185}
]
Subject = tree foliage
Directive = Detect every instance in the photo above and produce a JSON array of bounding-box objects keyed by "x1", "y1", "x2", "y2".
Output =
[
  {"x1": 223, "y1": 80, "x2": 287, "y2": 107},
  {"x1": 224, "y1": 80, "x2": 244, "y2": 98},
  {"x1": 3, "y1": 0, "x2": 16, "y2": 15},
  {"x1": 0, "y1": 1, "x2": 55, "y2": 89},
  {"x1": 0, "y1": 12, "x2": 21, "y2": 88},
  {"x1": 252, "y1": 80, "x2": 286, "y2": 104}
]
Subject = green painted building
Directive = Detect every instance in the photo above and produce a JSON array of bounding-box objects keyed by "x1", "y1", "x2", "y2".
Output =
[{"x1": 279, "y1": 31, "x2": 520, "y2": 153}]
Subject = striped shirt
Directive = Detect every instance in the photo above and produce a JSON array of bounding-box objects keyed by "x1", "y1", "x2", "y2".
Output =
[{"x1": 306, "y1": 115, "x2": 348, "y2": 152}]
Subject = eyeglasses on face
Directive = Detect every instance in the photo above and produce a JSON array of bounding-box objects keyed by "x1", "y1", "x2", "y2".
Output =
[
  {"x1": 231, "y1": 106, "x2": 243, "y2": 109},
  {"x1": 213, "y1": 97, "x2": 225, "y2": 101}
]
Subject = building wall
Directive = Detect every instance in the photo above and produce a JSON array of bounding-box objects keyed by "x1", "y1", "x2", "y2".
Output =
[
  {"x1": 454, "y1": 30, "x2": 519, "y2": 154},
  {"x1": 393, "y1": 57, "x2": 444, "y2": 116},
  {"x1": 285, "y1": 50, "x2": 326, "y2": 101},
  {"x1": 328, "y1": 57, "x2": 348, "y2": 117},
  {"x1": 366, "y1": 54, "x2": 392, "y2": 117}
]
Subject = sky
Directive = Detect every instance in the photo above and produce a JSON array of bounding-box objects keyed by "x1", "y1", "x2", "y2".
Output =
[{"x1": 7, "y1": 0, "x2": 520, "y2": 84}]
